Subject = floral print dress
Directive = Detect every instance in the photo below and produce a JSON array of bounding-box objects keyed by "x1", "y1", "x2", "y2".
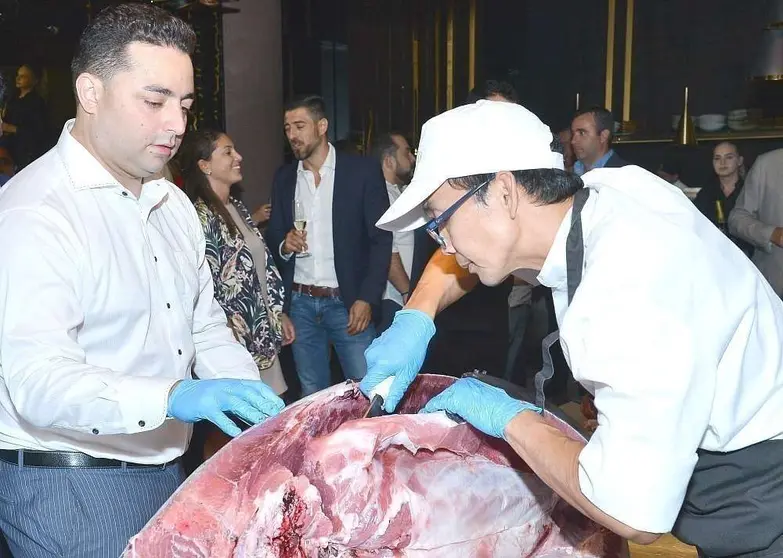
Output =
[{"x1": 194, "y1": 197, "x2": 286, "y2": 383}]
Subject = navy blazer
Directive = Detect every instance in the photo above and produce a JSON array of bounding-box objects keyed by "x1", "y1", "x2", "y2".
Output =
[
  {"x1": 265, "y1": 152, "x2": 392, "y2": 313},
  {"x1": 604, "y1": 151, "x2": 629, "y2": 168}
]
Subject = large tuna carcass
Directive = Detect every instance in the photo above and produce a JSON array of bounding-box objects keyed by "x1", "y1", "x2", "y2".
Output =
[{"x1": 124, "y1": 374, "x2": 628, "y2": 557}]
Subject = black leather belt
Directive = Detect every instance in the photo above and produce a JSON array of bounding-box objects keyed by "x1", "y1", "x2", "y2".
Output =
[{"x1": 0, "y1": 449, "x2": 178, "y2": 469}]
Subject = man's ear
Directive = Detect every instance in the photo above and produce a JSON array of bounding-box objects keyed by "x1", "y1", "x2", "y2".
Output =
[
  {"x1": 74, "y1": 73, "x2": 104, "y2": 115},
  {"x1": 600, "y1": 129, "x2": 611, "y2": 146},
  {"x1": 381, "y1": 154, "x2": 394, "y2": 174},
  {"x1": 495, "y1": 170, "x2": 520, "y2": 219},
  {"x1": 318, "y1": 117, "x2": 329, "y2": 137}
]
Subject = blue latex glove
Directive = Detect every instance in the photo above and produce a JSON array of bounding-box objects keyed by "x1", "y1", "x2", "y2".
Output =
[
  {"x1": 167, "y1": 379, "x2": 285, "y2": 437},
  {"x1": 359, "y1": 309, "x2": 436, "y2": 412},
  {"x1": 420, "y1": 377, "x2": 540, "y2": 439}
]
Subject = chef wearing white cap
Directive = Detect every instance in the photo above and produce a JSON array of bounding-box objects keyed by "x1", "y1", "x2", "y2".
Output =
[{"x1": 359, "y1": 100, "x2": 783, "y2": 556}]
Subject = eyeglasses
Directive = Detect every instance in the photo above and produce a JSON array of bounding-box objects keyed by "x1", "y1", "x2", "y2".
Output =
[{"x1": 424, "y1": 178, "x2": 492, "y2": 249}]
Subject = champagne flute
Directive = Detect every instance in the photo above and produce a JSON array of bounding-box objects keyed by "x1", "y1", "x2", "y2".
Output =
[{"x1": 293, "y1": 199, "x2": 311, "y2": 257}]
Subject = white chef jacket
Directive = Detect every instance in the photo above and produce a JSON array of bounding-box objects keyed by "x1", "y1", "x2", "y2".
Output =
[
  {"x1": 282, "y1": 143, "x2": 339, "y2": 288},
  {"x1": 0, "y1": 121, "x2": 259, "y2": 464},
  {"x1": 536, "y1": 165, "x2": 783, "y2": 534},
  {"x1": 384, "y1": 181, "x2": 414, "y2": 305}
]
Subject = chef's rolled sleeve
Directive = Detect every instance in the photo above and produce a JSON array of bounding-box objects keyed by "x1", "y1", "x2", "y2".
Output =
[{"x1": 564, "y1": 274, "x2": 714, "y2": 533}]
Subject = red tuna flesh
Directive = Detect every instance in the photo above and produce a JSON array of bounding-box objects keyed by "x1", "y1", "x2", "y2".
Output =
[{"x1": 124, "y1": 374, "x2": 628, "y2": 557}]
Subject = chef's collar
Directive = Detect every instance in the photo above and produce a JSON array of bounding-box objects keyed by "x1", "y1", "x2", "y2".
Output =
[{"x1": 536, "y1": 205, "x2": 572, "y2": 291}]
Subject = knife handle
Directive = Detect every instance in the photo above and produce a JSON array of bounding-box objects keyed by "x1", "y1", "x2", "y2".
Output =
[{"x1": 364, "y1": 394, "x2": 388, "y2": 419}]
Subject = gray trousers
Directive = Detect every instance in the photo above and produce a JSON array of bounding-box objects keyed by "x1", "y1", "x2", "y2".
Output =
[{"x1": 0, "y1": 456, "x2": 183, "y2": 558}]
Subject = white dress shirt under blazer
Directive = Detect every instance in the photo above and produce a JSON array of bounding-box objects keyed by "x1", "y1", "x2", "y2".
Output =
[
  {"x1": 0, "y1": 121, "x2": 259, "y2": 464},
  {"x1": 289, "y1": 143, "x2": 339, "y2": 288}
]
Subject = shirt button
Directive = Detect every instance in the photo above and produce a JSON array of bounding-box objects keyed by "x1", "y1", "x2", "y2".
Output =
[
  {"x1": 166, "y1": 303, "x2": 171, "y2": 309},
  {"x1": 177, "y1": 349, "x2": 182, "y2": 355},
  {"x1": 121, "y1": 192, "x2": 128, "y2": 197},
  {"x1": 154, "y1": 257, "x2": 158, "y2": 263},
  {"x1": 92, "y1": 428, "x2": 99, "y2": 435},
  {"x1": 138, "y1": 420, "x2": 146, "y2": 427}
]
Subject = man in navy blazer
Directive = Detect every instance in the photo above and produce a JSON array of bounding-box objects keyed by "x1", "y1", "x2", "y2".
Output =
[
  {"x1": 266, "y1": 95, "x2": 392, "y2": 397},
  {"x1": 570, "y1": 106, "x2": 629, "y2": 175}
]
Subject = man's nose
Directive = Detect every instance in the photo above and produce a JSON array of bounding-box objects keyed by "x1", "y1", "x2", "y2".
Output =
[{"x1": 167, "y1": 106, "x2": 187, "y2": 137}]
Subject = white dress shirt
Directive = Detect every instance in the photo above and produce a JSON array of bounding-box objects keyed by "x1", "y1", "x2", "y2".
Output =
[
  {"x1": 537, "y1": 166, "x2": 783, "y2": 534},
  {"x1": 384, "y1": 181, "x2": 414, "y2": 306},
  {"x1": 0, "y1": 121, "x2": 258, "y2": 464},
  {"x1": 285, "y1": 143, "x2": 339, "y2": 288}
]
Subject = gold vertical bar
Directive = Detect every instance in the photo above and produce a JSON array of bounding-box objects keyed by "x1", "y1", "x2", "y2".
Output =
[
  {"x1": 434, "y1": 7, "x2": 441, "y2": 114},
  {"x1": 622, "y1": 0, "x2": 635, "y2": 121},
  {"x1": 604, "y1": 0, "x2": 616, "y2": 111},
  {"x1": 413, "y1": 26, "x2": 420, "y2": 143},
  {"x1": 446, "y1": 0, "x2": 455, "y2": 110},
  {"x1": 468, "y1": 0, "x2": 476, "y2": 91}
]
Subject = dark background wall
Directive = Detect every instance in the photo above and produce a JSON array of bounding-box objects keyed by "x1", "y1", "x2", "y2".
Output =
[{"x1": 2, "y1": 0, "x2": 782, "y2": 188}]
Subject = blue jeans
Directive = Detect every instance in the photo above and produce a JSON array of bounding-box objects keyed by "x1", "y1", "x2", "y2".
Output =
[{"x1": 289, "y1": 291, "x2": 376, "y2": 397}]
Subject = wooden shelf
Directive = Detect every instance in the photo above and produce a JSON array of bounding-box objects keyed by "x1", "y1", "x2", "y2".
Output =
[{"x1": 614, "y1": 129, "x2": 783, "y2": 145}]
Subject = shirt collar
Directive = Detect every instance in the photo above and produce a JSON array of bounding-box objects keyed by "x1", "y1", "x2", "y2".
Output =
[
  {"x1": 536, "y1": 206, "x2": 573, "y2": 291},
  {"x1": 56, "y1": 119, "x2": 170, "y2": 207},
  {"x1": 574, "y1": 148, "x2": 614, "y2": 176},
  {"x1": 297, "y1": 142, "x2": 336, "y2": 175}
]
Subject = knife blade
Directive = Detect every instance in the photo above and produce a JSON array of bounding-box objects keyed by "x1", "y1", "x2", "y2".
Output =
[{"x1": 363, "y1": 376, "x2": 395, "y2": 419}]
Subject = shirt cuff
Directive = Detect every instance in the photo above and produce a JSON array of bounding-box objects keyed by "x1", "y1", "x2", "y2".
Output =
[
  {"x1": 760, "y1": 224, "x2": 777, "y2": 253},
  {"x1": 279, "y1": 240, "x2": 293, "y2": 261},
  {"x1": 116, "y1": 376, "x2": 181, "y2": 434}
]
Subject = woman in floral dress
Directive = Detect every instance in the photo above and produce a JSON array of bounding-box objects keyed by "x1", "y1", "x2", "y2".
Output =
[{"x1": 180, "y1": 129, "x2": 295, "y2": 398}]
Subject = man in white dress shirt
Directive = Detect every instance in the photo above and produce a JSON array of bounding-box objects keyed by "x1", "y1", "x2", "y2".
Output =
[
  {"x1": 371, "y1": 132, "x2": 416, "y2": 332},
  {"x1": 0, "y1": 4, "x2": 284, "y2": 556},
  {"x1": 361, "y1": 100, "x2": 783, "y2": 557}
]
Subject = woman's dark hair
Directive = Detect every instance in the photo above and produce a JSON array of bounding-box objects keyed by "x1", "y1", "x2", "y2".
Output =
[
  {"x1": 179, "y1": 128, "x2": 238, "y2": 235},
  {"x1": 71, "y1": 3, "x2": 196, "y2": 88}
]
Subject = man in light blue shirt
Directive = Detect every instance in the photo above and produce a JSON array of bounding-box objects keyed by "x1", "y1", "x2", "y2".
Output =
[{"x1": 571, "y1": 106, "x2": 628, "y2": 175}]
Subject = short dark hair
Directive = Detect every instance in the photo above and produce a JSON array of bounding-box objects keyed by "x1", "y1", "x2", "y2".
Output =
[
  {"x1": 71, "y1": 3, "x2": 196, "y2": 88},
  {"x1": 574, "y1": 106, "x2": 615, "y2": 142},
  {"x1": 284, "y1": 94, "x2": 327, "y2": 122},
  {"x1": 0, "y1": 73, "x2": 5, "y2": 101},
  {"x1": 371, "y1": 132, "x2": 404, "y2": 164},
  {"x1": 449, "y1": 138, "x2": 582, "y2": 206},
  {"x1": 465, "y1": 79, "x2": 519, "y2": 104}
]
